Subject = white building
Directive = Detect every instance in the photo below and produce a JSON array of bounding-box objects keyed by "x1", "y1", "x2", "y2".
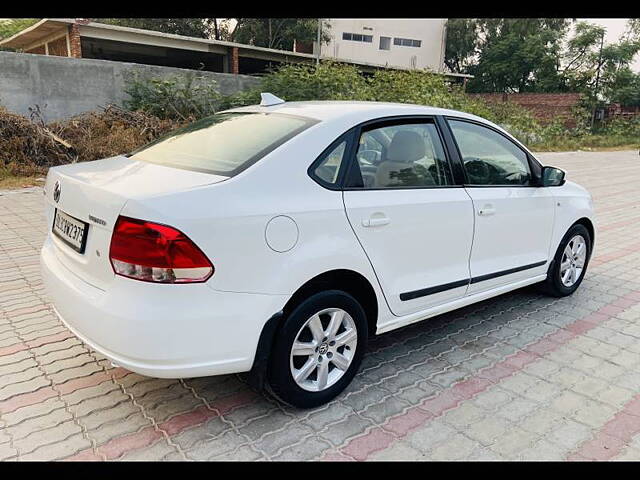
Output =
[{"x1": 319, "y1": 19, "x2": 447, "y2": 72}]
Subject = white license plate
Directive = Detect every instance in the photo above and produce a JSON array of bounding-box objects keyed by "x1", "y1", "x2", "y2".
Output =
[{"x1": 52, "y1": 209, "x2": 88, "y2": 253}]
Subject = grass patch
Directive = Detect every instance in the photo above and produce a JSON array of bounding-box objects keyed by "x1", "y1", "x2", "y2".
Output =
[
  {"x1": 0, "y1": 171, "x2": 45, "y2": 190},
  {"x1": 530, "y1": 135, "x2": 640, "y2": 152}
]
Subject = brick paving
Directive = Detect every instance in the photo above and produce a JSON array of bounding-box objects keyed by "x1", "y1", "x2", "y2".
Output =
[{"x1": 1, "y1": 149, "x2": 640, "y2": 461}]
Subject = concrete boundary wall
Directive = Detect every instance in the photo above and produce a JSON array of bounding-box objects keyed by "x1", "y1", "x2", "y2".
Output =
[{"x1": 0, "y1": 51, "x2": 262, "y2": 122}]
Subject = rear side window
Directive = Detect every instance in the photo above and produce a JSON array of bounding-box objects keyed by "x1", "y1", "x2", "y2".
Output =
[
  {"x1": 130, "y1": 112, "x2": 317, "y2": 176},
  {"x1": 350, "y1": 121, "x2": 453, "y2": 189}
]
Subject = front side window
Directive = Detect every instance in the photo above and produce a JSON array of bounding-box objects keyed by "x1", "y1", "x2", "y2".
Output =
[
  {"x1": 448, "y1": 119, "x2": 532, "y2": 186},
  {"x1": 350, "y1": 122, "x2": 453, "y2": 189},
  {"x1": 379, "y1": 36, "x2": 391, "y2": 50},
  {"x1": 130, "y1": 112, "x2": 316, "y2": 176}
]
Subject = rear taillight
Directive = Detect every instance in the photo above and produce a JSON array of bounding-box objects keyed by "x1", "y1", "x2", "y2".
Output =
[{"x1": 109, "y1": 216, "x2": 213, "y2": 283}]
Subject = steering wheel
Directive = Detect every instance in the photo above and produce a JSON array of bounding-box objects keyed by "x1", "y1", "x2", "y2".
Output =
[
  {"x1": 502, "y1": 171, "x2": 528, "y2": 184},
  {"x1": 465, "y1": 158, "x2": 491, "y2": 184}
]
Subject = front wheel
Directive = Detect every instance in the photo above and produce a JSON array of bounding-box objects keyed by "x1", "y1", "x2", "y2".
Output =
[
  {"x1": 541, "y1": 224, "x2": 591, "y2": 297},
  {"x1": 267, "y1": 290, "x2": 368, "y2": 408}
]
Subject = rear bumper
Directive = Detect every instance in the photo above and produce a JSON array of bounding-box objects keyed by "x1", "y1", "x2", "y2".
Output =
[{"x1": 40, "y1": 237, "x2": 288, "y2": 378}]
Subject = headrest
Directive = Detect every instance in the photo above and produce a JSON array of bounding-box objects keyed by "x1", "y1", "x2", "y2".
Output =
[{"x1": 386, "y1": 130, "x2": 426, "y2": 163}]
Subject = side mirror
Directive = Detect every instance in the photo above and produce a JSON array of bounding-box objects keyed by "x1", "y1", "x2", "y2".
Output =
[{"x1": 541, "y1": 166, "x2": 566, "y2": 187}]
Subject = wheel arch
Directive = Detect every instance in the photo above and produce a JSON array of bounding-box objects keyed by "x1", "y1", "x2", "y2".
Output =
[
  {"x1": 246, "y1": 268, "x2": 379, "y2": 390},
  {"x1": 573, "y1": 217, "x2": 595, "y2": 254},
  {"x1": 282, "y1": 269, "x2": 379, "y2": 336}
]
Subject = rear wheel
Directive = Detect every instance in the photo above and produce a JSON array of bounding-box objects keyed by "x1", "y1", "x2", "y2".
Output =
[
  {"x1": 267, "y1": 290, "x2": 368, "y2": 408},
  {"x1": 541, "y1": 224, "x2": 591, "y2": 297}
]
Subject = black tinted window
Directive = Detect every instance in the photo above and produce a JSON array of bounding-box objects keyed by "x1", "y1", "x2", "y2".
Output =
[{"x1": 449, "y1": 120, "x2": 532, "y2": 186}]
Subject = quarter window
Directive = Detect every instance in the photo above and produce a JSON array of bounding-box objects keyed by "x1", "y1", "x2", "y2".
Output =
[
  {"x1": 448, "y1": 120, "x2": 532, "y2": 186},
  {"x1": 311, "y1": 140, "x2": 348, "y2": 186},
  {"x1": 349, "y1": 122, "x2": 452, "y2": 189}
]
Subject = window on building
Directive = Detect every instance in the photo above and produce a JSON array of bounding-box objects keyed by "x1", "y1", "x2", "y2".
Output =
[
  {"x1": 342, "y1": 32, "x2": 373, "y2": 43},
  {"x1": 379, "y1": 36, "x2": 391, "y2": 50},
  {"x1": 393, "y1": 37, "x2": 422, "y2": 48}
]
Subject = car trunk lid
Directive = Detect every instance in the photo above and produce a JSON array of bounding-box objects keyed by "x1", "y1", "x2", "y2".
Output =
[{"x1": 44, "y1": 155, "x2": 226, "y2": 290}]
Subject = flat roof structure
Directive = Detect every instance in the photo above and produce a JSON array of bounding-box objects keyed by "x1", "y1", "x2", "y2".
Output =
[{"x1": 0, "y1": 19, "x2": 473, "y2": 81}]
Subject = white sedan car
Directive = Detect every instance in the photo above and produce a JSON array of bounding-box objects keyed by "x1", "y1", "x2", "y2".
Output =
[{"x1": 41, "y1": 96, "x2": 595, "y2": 407}]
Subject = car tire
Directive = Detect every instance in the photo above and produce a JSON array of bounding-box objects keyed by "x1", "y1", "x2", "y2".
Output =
[
  {"x1": 267, "y1": 290, "x2": 368, "y2": 408},
  {"x1": 541, "y1": 223, "x2": 591, "y2": 297}
]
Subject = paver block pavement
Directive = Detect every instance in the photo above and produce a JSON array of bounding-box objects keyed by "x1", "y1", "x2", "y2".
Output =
[{"x1": 1, "y1": 151, "x2": 640, "y2": 460}]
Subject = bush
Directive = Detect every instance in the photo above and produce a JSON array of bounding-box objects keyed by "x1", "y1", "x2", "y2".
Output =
[
  {"x1": 0, "y1": 105, "x2": 182, "y2": 177},
  {"x1": 217, "y1": 62, "x2": 541, "y2": 144},
  {"x1": 121, "y1": 61, "x2": 640, "y2": 153},
  {"x1": 597, "y1": 116, "x2": 640, "y2": 137},
  {"x1": 0, "y1": 106, "x2": 70, "y2": 176},
  {"x1": 48, "y1": 105, "x2": 182, "y2": 163},
  {"x1": 123, "y1": 71, "x2": 221, "y2": 121},
  {"x1": 260, "y1": 62, "x2": 370, "y2": 101}
]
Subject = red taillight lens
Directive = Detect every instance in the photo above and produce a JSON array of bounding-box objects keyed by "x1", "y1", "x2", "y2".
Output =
[{"x1": 109, "y1": 216, "x2": 213, "y2": 283}]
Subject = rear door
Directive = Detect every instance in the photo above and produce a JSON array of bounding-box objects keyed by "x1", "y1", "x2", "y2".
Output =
[
  {"x1": 342, "y1": 117, "x2": 475, "y2": 316},
  {"x1": 445, "y1": 118, "x2": 555, "y2": 294}
]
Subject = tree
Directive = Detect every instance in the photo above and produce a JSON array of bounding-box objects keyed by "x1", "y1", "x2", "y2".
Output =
[
  {"x1": 444, "y1": 19, "x2": 480, "y2": 74},
  {"x1": 96, "y1": 19, "x2": 217, "y2": 39},
  {"x1": 222, "y1": 19, "x2": 331, "y2": 51},
  {"x1": 627, "y1": 18, "x2": 640, "y2": 39},
  {"x1": 465, "y1": 19, "x2": 571, "y2": 93},
  {"x1": 559, "y1": 22, "x2": 607, "y2": 93},
  {"x1": 559, "y1": 21, "x2": 640, "y2": 104},
  {"x1": 0, "y1": 18, "x2": 39, "y2": 41}
]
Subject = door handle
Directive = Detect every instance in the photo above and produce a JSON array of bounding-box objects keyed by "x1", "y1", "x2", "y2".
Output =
[
  {"x1": 362, "y1": 215, "x2": 390, "y2": 227},
  {"x1": 478, "y1": 205, "x2": 496, "y2": 216}
]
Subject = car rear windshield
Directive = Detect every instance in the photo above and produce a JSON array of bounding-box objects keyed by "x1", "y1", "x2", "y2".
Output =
[{"x1": 129, "y1": 112, "x2": 317, "y2": 176}]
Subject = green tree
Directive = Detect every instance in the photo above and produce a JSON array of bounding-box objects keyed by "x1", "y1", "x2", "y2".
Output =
[
  {"x1": 0, "y1": 18, "x2": 39, "y2": 41},
  {"x1": 223, "y1": 19, "x2": 330, "y2": 51},
  {"x1": 444, "y1": 19, "x2": 480, "y2": 74},
  {"x1": 559, "y1": 21, "x2": 640, "y2": 104},
  {"x1": 466, "y1": 18, "x2": 571, "y2": 93},
  {"x1": 96, "y1": 18, "x2": 217, "y2": 39}
]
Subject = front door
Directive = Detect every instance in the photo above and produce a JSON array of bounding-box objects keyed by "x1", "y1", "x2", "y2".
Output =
[{"x1": 446, "y1": 118, "x2": 555, "y2": 294}]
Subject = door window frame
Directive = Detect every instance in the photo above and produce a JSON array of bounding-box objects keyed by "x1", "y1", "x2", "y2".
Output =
[
  {"x1": 341, "y1": 115, "x2": 464, "y2": 191},
  {"x1": 441, "y1": 116, "x2": 543, "y2": 188}
]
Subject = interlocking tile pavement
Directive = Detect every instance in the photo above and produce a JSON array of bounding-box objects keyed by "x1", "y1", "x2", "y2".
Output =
[{"x1": 1, "y1": 150, "x2": 640, "y2": 461}]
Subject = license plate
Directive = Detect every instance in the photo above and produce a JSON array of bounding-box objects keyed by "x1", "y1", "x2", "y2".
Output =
[{"x1": 52, "y1": 209, "x2": 88, "y2": 253}]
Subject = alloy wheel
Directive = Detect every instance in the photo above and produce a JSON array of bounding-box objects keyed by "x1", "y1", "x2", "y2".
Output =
[
  {"x1": 559, "y1": 234, "x2": 587, "y2": 287},
  {"x1": 289, "y1": 307, "x2": 358, "y2": 392}
]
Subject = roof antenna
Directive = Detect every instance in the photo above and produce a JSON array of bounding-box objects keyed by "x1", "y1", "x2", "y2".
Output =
[{"x1": 260, "y1": 92, "x2": 285, "y2": 107}]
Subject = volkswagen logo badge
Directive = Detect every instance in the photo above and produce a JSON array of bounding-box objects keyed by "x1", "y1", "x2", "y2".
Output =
[{"x1": 53, "y1": 181, "x2": 61, "y2": 203}]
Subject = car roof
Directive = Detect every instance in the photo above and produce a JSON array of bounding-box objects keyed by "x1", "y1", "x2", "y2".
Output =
[
  {"x1": 225, "y1": 100, "x2": 491, "y2": 126},
  {"x1": 224, "y1": 100, "x2": 538, "y2": 162}
]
